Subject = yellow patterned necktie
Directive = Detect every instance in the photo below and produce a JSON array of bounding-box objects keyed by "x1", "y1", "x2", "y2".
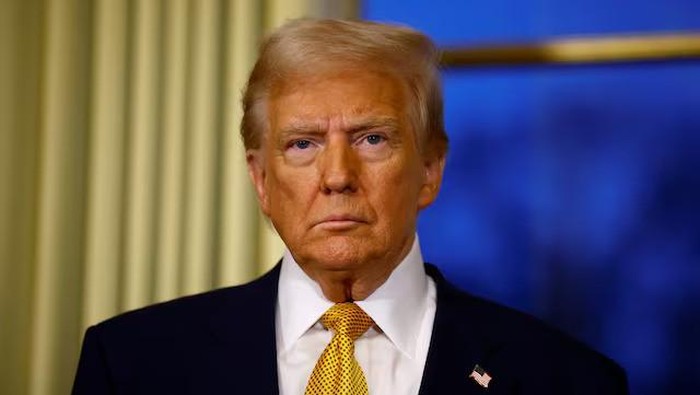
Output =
[{"x1": 305, "y1": 302, "x2": 375, "y2": 395}]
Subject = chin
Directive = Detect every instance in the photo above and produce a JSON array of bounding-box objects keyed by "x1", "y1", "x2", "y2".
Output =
[{"x1": 301, "y1": 235, "x2": 376, "y2": 271}]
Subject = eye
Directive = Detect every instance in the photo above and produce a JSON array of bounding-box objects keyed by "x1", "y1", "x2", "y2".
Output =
[
  {"x1": 364, "y1": 134, "x2": 385, "y2": 145},
  {"x1": 292, "y1": 139, "x2": 312, "y2": 150},
  {"x1": 284, "y1": 138, "x2": 318, "y2": 166}
]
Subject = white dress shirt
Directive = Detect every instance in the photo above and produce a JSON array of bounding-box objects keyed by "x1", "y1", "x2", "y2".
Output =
[{"x1": 275, "y1": 237, "x2": 437, "y2": 395}]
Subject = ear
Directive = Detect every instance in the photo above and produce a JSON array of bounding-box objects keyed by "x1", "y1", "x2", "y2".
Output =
[
  {"x1": 246, "y1": 149, "x2": 271, "y2": 216},
  {"x1": 417, "y1": 153, "x2": 446, "y2": 210}
]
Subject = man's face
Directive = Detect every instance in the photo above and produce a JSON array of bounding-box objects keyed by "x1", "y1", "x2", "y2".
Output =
[{"x1": 247, "y1": 68, "x2": 444, "y2": 279}]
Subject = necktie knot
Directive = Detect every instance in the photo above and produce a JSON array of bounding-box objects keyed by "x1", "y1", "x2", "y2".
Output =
[
  {"x1": 306, "y1": 302, "x2": 373, "y2": 395},
  {"x1": 321, "y1": 302, "x2": 374, "y2": 341}
]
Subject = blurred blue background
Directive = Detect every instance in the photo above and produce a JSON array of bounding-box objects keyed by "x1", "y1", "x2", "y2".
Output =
[{"x1": 364, "y1": 1, "x2": 700, "y2": 394}]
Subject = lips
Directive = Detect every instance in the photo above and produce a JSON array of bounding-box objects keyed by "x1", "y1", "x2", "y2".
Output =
[{"x1": 313, "y1": 214, "x2": 368, "y2": 229}]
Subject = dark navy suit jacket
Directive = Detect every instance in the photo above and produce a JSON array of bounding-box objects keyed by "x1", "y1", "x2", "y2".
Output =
[{"x1": 72, "y1": 264, "x2": 628, "y2": 394}]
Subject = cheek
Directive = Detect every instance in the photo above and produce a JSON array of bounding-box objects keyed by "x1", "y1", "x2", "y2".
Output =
[
  {"x1": 368, "y1": 162, "x2": 423, "y2": 216},
  {"x1": 267, "y1": 168, "x2": 318, "y2": 215}
]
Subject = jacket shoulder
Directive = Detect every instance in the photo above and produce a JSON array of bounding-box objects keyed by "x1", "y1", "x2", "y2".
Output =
[
  {"x1": 429, "y1": 265, "x2": 628, "y2": 394},
  {"x1": 95, "y1": 284, "x2": 243, "y2": 336},
  {"x1": 464, "y1": 290, "x2": 621, "y2": 363},
  {"x1": 73, "y1": 267, "x2": 280, "y2": 394}
]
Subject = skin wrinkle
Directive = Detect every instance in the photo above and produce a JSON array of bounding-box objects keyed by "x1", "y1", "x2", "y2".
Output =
[{"x1": 247, "y1": 68, "x2": 445, "y2": 303}]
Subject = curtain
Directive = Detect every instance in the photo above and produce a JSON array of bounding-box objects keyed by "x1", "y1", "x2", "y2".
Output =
[{"x1": 0, "y1": 1, "x2": 358, "y2": 394}]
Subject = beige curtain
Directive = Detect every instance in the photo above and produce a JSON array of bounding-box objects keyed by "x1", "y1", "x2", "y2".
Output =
[{"x1": 0, "y1": 1, "x2": 358, "y2": 394}]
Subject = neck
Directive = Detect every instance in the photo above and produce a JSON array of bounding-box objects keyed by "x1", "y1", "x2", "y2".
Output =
[
  {"x1": 312, "y1": 266, "x2": 396, "y2": 302},
  {"x1": 294, "y1": 237, "x2": 415, "y2": 303},
  {"x1": 300, "y1": 239, "x2": 415, "y2": 303}
]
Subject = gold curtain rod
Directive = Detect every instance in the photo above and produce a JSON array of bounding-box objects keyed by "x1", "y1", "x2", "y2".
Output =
[{"x1": 440, "y1": 32, "x2": 700, "y2": 67}]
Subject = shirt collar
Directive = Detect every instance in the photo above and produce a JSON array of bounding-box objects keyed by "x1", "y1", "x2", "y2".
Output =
[{"x1": 276, "y1": 236, "x2": 429, "y2": 359}]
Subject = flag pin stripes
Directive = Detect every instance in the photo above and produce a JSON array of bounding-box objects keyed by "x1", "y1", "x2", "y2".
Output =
[{"x1": 469, "y1": 364, "x2": 492, "y2": 388}]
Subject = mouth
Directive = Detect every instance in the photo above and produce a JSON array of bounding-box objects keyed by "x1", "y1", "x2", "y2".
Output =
[{"x1": 313, "y1": 215, "x2": 368, "y2": 230}]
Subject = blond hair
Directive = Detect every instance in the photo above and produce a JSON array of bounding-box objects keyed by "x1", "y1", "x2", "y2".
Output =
[{"x1": 240, "y1": 18, "x2": 448, "y2": 157}]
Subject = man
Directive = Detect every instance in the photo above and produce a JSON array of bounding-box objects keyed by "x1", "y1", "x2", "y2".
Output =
[{"x1": 73, "y1": 19, "x2": 628, "y2": 394}]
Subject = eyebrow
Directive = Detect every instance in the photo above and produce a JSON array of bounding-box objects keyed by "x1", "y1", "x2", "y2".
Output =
[
  {"x1": 278, "y1": 123, "x2": 324, "y2": 137},
  {"x1": 345, "y1": 117, "x2": 400, "y2": 133},
  {"x1": 279, "y1": 116, "x2": 400, "y2": 137}
]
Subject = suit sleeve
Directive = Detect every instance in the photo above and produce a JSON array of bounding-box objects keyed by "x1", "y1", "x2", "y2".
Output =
[
  {"x1": 572, "y1": 352, "x2": 630, "y2": 395},
  {"x1": 72, "y1": 325, "x2": 114, "y2": 395},
  {"x1": 603, "y1": 361, "x2": 630, "y2": 395}
]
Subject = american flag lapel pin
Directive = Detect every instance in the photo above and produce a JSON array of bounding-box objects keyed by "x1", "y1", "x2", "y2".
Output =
[{"x1": 469, "y1": 364, "x2": 492, "y2": 389}]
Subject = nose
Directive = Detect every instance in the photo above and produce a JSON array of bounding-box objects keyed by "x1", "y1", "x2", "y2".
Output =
[{"x1": 319, "y1": 137, "x2": 358, "y2": 194}]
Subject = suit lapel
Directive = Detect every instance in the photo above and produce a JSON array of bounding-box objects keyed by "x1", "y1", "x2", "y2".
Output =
[
  {"x1": 189, "y1": 265, "x2": 281, "y2": 395},
  {"x1": 419, "y1": 264, "x2": 511, "y2": 395}
]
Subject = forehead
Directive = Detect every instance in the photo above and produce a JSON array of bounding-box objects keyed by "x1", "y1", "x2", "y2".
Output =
[{"x1": 268, "y1": 68, "x2": 409, "y2": 129}]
